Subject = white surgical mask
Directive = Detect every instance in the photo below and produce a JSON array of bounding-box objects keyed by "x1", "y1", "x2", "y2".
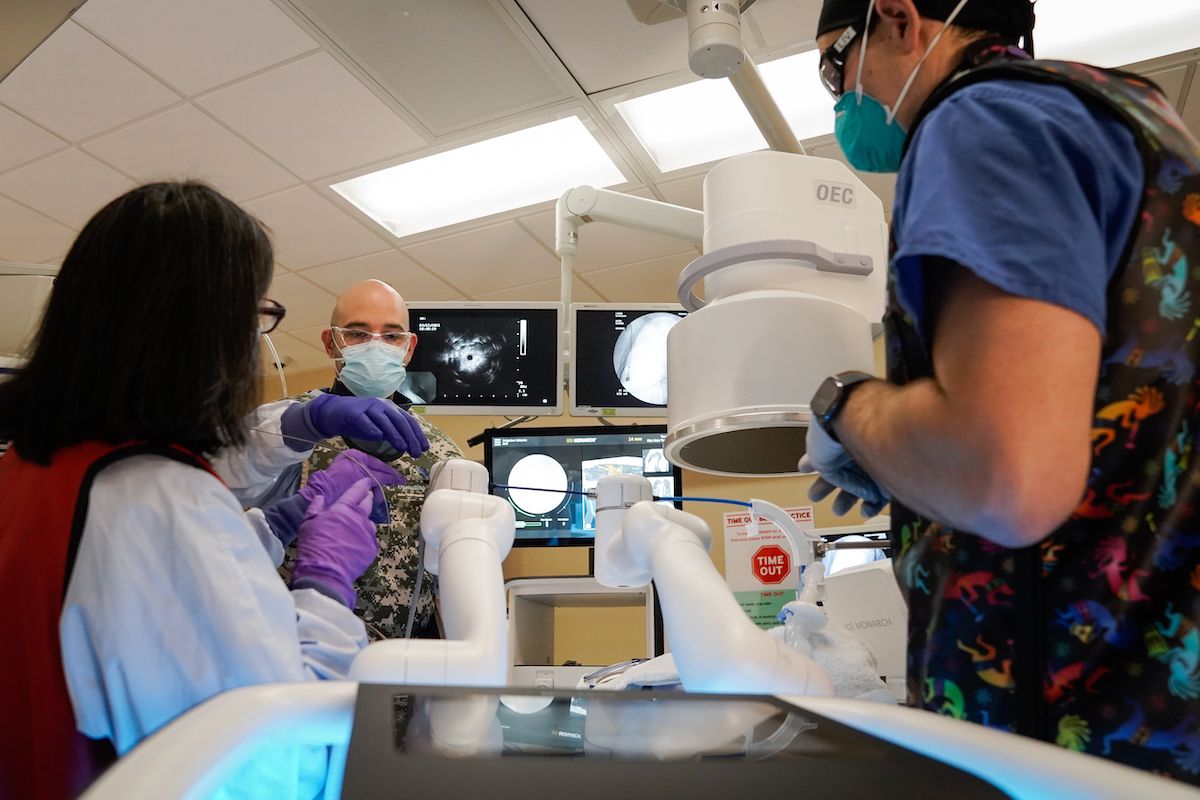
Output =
[{"x1": 337, "y1": 341, "x2": 408, "y2": 398}]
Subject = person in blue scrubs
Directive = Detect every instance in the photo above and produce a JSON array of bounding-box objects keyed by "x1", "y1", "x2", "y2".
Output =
[{"x1": 802, "y1": 0, "x2": 1200, "y2": 782}]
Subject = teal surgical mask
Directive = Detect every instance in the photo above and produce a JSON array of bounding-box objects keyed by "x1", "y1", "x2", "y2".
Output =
[
  {"x1": 833, "y1": 0, "x2": 971, "y2": 174},
  {"x1": 337, "y1": 341, "x2": 408, "y2": 398},
  {"x1": 834, "y1": 90, "x2": 907, "y2": 173}
]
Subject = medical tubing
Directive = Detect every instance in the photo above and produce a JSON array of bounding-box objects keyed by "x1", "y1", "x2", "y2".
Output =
[
  {"x1": 261, "y1": 332, "x2": 288, "y2": 398},
  {"x1": 655, "y1": 495, "x2": 753, "y2": 508},
  {"x1": 489, "y1": 483, "x2": 592, "y2": 497},
  {"x1": 404, "y1": 536, "x2": 426, "y2": 639}
]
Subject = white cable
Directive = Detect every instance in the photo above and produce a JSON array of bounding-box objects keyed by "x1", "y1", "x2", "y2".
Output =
[
  {"x1": 261, "y1": 332, "x2": 288, "y2": 398},
  {"x1": 855, "y1": 0, "x2": 972, "y2": 124},
  {"x1": 884, "y1": 0, "x2": 971, "y2": 124}
]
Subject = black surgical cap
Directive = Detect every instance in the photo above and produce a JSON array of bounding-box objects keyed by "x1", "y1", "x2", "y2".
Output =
[{"x1": 816, "y1": 0, "x2": 1035, "y2": 40}]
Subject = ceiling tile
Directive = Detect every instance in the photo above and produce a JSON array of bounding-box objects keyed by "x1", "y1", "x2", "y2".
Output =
[
  {"x1": 0, "y1": 149, "x2": 134, "y2": 230},
  {"x1": 267, "y1": 272, "x2": 337, "y2": 333},
  {"x1": 519, "y1": 203, "x2": 697, "y2": 273},
  {"x1": 197, "y1": 52, "x2": 427, "y2": 181},
  {"x1": 737, "y1": 0, "x2": 819, "y2": 54},
  {"x1": 1143, "y1": 64, "x2": 1190, "y2": 107},
  {"x1": 291, "y1": 0, "x2": 568, "y2": 134},
  {"x1": 518, "y1": 0, "x2": 685, "y2": 94},
  {"x1": 260, "y1": 330, "x2": 330, "y2": 373},
  {"x1": 1183, "y1": 69, "x2": 1200, "y2": 137},
  {"x1": 74, "y1": 0, "x2": 318, "y2": 97},
  {"x1": 286, "y1": 324, "x2": 333, "y2": 355},
  {"x1": 471, "y1": 273, "x2": 603, "y2": 303},
  {"x1": 83, "y1": 104, "x2": 298, "y2": 201},
  {"x1": 401, "y1": 221, "x2": 560, "y2": 296},
  {"x1": 655, "y1": 173, "x2": 705, "y2": 210},
  {"x1": 244, "y1": 186, "x2": 391, "y2": 269},
  {"x1": 522, "y1": 0, "x2": 815, "y2": 98},
  {"x1": 582, "y1": 252, "x2": 694, "y2": 303},
  {"x1": 0, "y1": 105, "x2": 67, "y2": 173},
  {"x1": 0, "y1": 196, "x2": 77, "y2": 263},
  {"x1": 299, "y1": 249, "x2": 464, "y2": 301},
  {"x1": 0, "y1": 21, "x2": 179, "y2": 141}
]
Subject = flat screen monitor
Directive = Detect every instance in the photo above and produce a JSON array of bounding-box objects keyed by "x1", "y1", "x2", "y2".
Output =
[
  {"x1": 483, "y1": 424, "x2": 682, "y2": 547},
  {"x1": 570, "y1": 303, "x2": 688, "y2": 418},
  {"x1": 402, "y1": 302, "x2": 562, "y2": 416}
]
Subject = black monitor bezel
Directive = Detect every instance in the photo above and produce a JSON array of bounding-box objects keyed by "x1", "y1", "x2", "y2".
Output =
[
  {"x1": 404, "y1": 301, "x2": 564, "y2": 416},
  {"x1": 568, "y1": 302, "x2": 688, "y2": 418}
]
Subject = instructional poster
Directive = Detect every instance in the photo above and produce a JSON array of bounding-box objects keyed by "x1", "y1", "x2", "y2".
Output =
[{"x1": 723, "y1": 506, "x2": 813, "y2": 629}]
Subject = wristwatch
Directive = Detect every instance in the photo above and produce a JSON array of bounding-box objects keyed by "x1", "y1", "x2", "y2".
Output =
[{"x1": 810, "y1": 370, "x2": 875, "y2": 443}]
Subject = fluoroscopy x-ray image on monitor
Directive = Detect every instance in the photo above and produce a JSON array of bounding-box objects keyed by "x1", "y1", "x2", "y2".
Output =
[
  {"x1": 483, "y1": 425, "x2": 682, "y2": 547},
  {"x1": 571, "y1": 305, "x2": 688, "y2": 416},
  {"x1": 404, "y1": 305, "x2": 559, "y2": 411}
]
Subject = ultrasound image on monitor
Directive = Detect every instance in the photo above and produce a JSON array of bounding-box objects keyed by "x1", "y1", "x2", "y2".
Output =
[
  {"x1": 484, "y1": 425, "x2": 682, "y2": 547},
  {"x1": 571, "y1": 305, "x2": 687, "y2": 415},
  {"x1": 403, "y1": 304, "x2": 560, "y2": 413}
]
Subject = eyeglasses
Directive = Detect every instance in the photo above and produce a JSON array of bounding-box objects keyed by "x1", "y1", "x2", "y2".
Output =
[
  {"x1": 258, "y1": 298, "x2": 286, "y2": 334},
  {"x1": 819, "y1": 24, "x2": 863, "y2": 100},
  {"x1": 331, "y1": 325, "x2": 415, "y2": 351}
]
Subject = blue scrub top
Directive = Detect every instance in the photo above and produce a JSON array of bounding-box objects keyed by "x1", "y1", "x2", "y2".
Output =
[{"x1": 891, "y1": 78, "x2": 1144, "y2": 340}]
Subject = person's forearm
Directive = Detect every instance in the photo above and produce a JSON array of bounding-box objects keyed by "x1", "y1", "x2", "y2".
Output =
[{"x1": 833, "y1": 378, "x2": 1040, "y2": 546}]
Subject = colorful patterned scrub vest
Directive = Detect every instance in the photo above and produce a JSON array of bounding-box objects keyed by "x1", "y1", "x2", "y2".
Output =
[
  {"x1": 888, "y1": 47, "x2": 1200, "y2": 783},
  {"x1": 280, "y1": 391, "x2": 464, "y2": 640}
]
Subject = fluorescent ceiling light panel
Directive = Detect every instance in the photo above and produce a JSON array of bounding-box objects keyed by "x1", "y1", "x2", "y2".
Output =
[
  {"x1": 617, "y1": 1, "x2": 1200, "y2": 174},
  {"x1": 332, "y1": 116, "x2": 625, "y2": 238},
  {"x1": 1035, "y1": 0, "x2": 1200, "y2": 67},
  {"x1": 615, "y1": 49, "x2": 831, "y2": 173}
]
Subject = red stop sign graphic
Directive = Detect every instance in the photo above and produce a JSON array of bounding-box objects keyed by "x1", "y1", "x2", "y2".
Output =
[{"x1": 752, "y1": 544, "x2": 790, "y2": 585}]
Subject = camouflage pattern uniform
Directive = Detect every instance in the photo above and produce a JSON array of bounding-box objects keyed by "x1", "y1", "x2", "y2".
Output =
[{"x1": 279, "y1": 396, "x2": 462, "y2": 641}]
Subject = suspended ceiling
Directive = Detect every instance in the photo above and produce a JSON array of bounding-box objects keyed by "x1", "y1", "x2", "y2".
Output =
[{"x1": 0, "y1": 0, "x2": 1197, "y2": 374}]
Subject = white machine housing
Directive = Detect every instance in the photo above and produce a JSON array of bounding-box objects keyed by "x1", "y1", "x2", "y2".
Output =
[
  {"x1": 824, "y1": 559, "x2": 908, "y2": 699},
  {"x1": 593, "y1": 474, "x2": 833, "y2": 697},
  {"x1": 349, "y1": 459, "x2": 514, "y2": 687},
  {"x1": 664, "y1": 151, "x2": 887, "y2": 477}
]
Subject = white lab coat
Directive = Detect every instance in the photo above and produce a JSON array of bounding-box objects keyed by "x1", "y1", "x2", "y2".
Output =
[{"x1": 60, "y1": 400, "x2": 365, "y2": 798}]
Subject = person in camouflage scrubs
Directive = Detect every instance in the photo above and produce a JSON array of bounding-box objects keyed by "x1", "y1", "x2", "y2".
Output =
[
  {"x1": 275, "y1": 279, "x2": 463, "y2": 640},
  {"x1": 279, "y1": 407, "x2": 461, "y2": 640}
]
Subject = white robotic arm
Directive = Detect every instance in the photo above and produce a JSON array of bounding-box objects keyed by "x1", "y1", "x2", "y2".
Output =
[
  {"x1": 594, "y1": 474, "x2": 832, "y2": 696},
  {"x1": 350, "y1": 459, "x2": 515, "y2": 686}
]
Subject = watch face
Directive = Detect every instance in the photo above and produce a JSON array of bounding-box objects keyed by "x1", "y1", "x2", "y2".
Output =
[{"x1": 811, "y1": 377, "x2": 841, "y2": 418}]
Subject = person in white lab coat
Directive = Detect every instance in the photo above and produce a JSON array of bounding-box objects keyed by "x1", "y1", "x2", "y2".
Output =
[{"x1": 0, "y1": 181, "x2": 399, "y2": 800}]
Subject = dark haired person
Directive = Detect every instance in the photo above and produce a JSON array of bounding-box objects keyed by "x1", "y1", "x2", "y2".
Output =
[
  {"x1": 0, "y1": 182, "x2": 392, "y2": 799},
  {"x1": 800, "y1": 0, "x2": 1200, "y2": 782}
]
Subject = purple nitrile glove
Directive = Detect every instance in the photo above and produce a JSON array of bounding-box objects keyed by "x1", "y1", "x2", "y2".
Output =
[
  {"x1": 301, "y1": 450, "x2": 405, "y2": 524},
  {"x1": 290, "y1": 478, "x2": 380, "y2": 608},
  {"x1": 280, "y1": 393, "x2": 429, "y2": 457},
  {"x1": 262, "y1": 451, "x2": 404, "y2": 543}
]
